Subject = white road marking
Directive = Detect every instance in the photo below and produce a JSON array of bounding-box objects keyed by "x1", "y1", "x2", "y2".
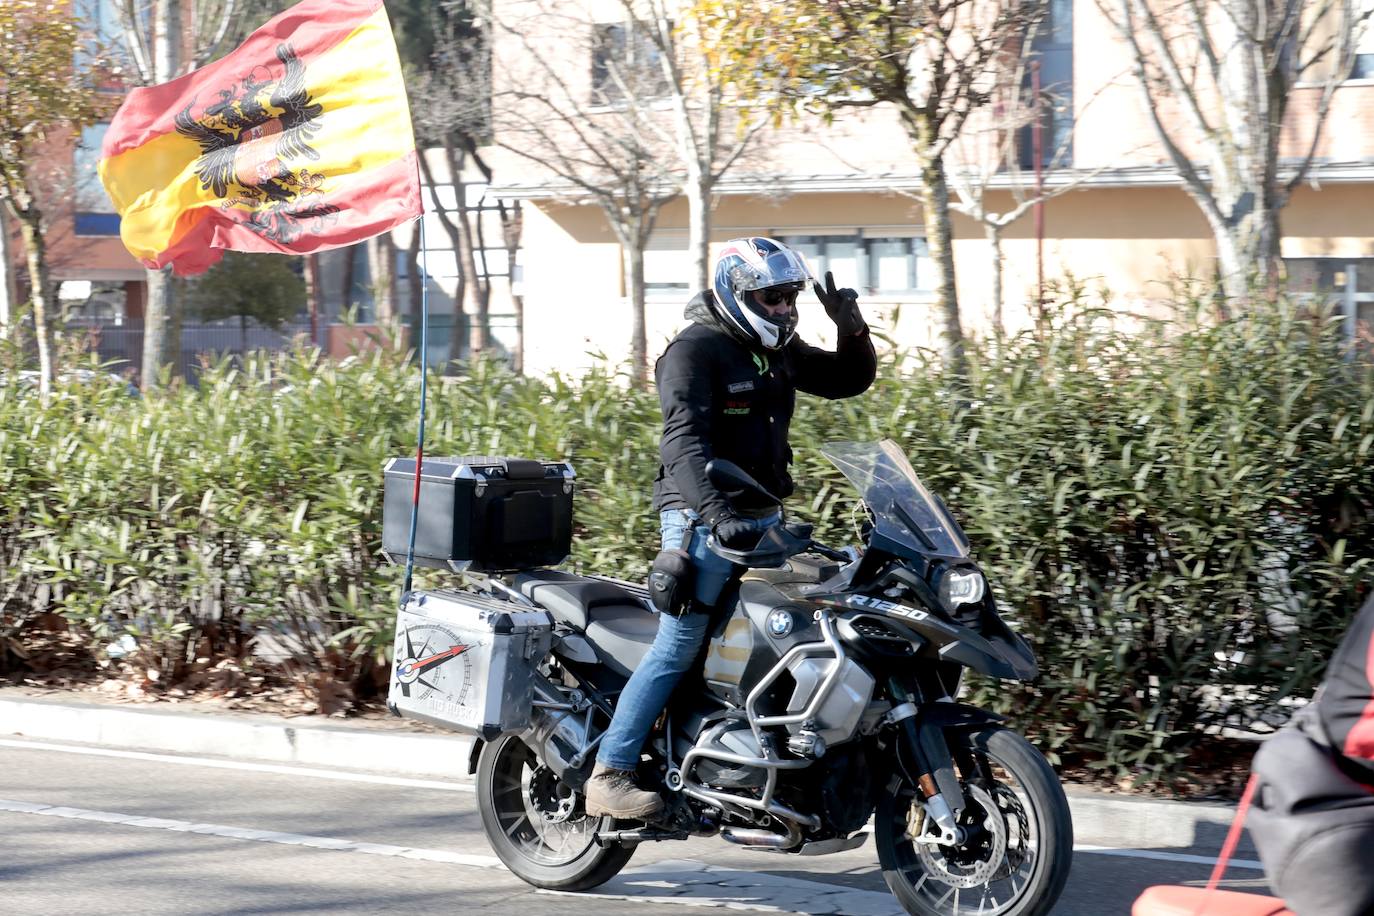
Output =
[
  {"x1": 0, "y1": 797, "x2": 503, "y2": 867},
  {"x1": 1074, "y1": 844, "x2": 1265, "y2": 870},
  {"x1": 0, "y1": 738, "x2": 475, "y2": 792},
  {"x1": 1, "y1": 738, "x2": 1267, "y2": 876},
  {"x1": 0, "y1": 799, "x2": 900, "y2": 915}
]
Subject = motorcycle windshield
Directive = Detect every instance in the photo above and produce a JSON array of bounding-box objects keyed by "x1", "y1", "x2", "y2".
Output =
[{"x1": 820, "y1": 440, "x2": 970, "y2": 559}]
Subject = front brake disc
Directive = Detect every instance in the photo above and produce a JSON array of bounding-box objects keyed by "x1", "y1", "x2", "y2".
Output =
[{"x1": 913, "y1": 784, "x2": 1009, "y2": 889}]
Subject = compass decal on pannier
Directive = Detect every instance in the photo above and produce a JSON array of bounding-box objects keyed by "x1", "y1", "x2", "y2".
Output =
[
  {"x1": 387, "y1": 590, "x2": 552, "y2": 739},
  {"x1": 394, "y1": 622, "x2": 478, "y2": 707}
]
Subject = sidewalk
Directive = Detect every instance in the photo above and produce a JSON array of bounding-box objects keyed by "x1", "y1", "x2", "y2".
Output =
[{"x1": 0, "y1": 688, "x2": 1248, "y2": 854}]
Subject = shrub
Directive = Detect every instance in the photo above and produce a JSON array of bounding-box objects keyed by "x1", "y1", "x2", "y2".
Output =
[{"x1": 2, "y1": 295, "x2": 1371, "y2": 785}]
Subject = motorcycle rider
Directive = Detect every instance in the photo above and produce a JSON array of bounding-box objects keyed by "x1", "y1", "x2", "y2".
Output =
[{"x1": 585, "y1": 236, "x2": 878, "y2": 819}]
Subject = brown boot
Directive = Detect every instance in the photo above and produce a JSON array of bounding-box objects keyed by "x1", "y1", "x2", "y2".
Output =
[{"x1": 584, "y1": 763, "x2": 664, "y2": 819}]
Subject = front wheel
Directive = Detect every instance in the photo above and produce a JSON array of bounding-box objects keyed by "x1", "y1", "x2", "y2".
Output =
[
  {"x1": 476, "y1": 734, "x2": 636, "y2": 891},
  {"x1": 874, "y1": 725, "x2": 1073, "y2": 916}
]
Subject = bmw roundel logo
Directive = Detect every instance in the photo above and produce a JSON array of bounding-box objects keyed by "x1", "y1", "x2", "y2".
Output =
[{"x1": 767, "y1": 610, "x2": 794, "y2": 639}]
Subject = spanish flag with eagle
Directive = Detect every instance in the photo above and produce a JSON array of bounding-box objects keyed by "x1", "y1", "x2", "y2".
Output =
[{"x1": 98, "y1": 0, "x2": 420, "y2": 276}]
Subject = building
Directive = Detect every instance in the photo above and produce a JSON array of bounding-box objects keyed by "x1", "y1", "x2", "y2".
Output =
[
  {"x1": 482, "y1": 0, "x2": 1374, "y2": 376},
  {"x1": 1, "y1": 0, "x2": 509, "y2": 379}
]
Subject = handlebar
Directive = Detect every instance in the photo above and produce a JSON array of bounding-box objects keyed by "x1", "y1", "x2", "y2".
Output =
[{"x1": 706, "y1": 522, "x2": 855, "y2": 569}]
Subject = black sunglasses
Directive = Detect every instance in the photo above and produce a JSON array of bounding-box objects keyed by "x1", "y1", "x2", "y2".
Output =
[{"x1": 756, "y1": 287, "x2": 800, "y2": 307}]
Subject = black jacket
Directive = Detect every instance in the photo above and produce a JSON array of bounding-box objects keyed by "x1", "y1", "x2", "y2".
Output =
[{"x1": 652, "y1": 290, "x2": 877, "y2": 522}]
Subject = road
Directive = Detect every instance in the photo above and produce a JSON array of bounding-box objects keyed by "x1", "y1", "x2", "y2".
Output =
[{"x1": 0, "y1": 737, "x2": 1276, "y2": 915}]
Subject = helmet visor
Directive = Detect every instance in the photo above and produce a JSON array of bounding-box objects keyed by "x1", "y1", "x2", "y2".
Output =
[{"x1": 727, "y1": 248, "x2": 814, "y2": 292}]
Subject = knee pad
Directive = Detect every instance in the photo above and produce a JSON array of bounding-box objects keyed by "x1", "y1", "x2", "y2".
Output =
[{"x1": 648, "y1": 548, "x2": 694, "y2": 617}]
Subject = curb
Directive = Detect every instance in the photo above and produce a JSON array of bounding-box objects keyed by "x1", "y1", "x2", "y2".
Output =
[
  {"x1": 0, "y1": 696, "x2": 474, "y2": 780},
  {"x1": 1, "y1": 695, "x2": 1246, "y2": 853}
]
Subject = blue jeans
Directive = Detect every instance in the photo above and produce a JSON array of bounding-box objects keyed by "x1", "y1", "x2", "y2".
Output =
[{"x1": 596, "y1": 508, "x2": 779, "y2": 771}]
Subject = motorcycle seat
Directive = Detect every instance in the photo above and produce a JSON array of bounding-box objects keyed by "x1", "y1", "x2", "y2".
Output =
[
  {"x1": 511, "y1": 571, "x2": 657, "y2": 678},
  {"x1": 512, "y1": 570, "x2": 647, "y2": 631},
  {"x1": 583, "y1": 605, "x2": 657, "y2": 678}
]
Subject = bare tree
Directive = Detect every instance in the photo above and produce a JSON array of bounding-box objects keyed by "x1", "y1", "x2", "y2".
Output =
[
  {"x1": 1100, "y1": 0, "x2": 1370, "y2": 307},
  {"x1": 491, "y1": 0, "x2": 683, "y2": 384},
  {"x1": 0, "y1": 1, "x2": 104, "y2": 396},
  {"x1": 627, "y1": 0, "x2": 768, "y2": 291},
  {"x1": 698, "y1": 0, "x2": 1049, "y2": 378},
  {"x1": 945, "y1": 35, "x2": 1126, "y2": 332},
  {"x1": 395, "y1": 0, "x2": 496, "y2": 366},
  {"x1": 114, "y1": 0, "x2": 284, "y2": 389}
]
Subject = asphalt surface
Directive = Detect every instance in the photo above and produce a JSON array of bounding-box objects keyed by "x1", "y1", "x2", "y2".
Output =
[{"x1": 1, "y1": 738, "x2": 1279, "y2": 916}]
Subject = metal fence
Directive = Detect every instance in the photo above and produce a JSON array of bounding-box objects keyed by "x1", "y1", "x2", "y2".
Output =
[{"x1": 67, "y1": 320, "x2": 316, "y2": 385}]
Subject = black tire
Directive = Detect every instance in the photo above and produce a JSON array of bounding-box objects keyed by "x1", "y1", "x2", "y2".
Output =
[
  {"x1": 475, "y1": 734, "x2": 636, "y2": 891},
  {"x1": 875, "y1": 725, "x2": 1073, "y2": 916}
]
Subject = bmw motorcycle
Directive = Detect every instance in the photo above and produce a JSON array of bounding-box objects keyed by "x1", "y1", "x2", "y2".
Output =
[{"x1": 461, "y1": 440, "x2": 1072, "y2": 916}]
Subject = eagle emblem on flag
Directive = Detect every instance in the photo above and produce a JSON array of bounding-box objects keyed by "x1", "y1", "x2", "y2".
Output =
[{"x1": 173, "y1": 43, "x2": 340, "y2": 244}]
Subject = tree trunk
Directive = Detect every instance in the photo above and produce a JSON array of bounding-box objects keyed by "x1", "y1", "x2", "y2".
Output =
[
  {"x1": 417, "y1": 151, "x2": 469, "y2": 372},
  {"x1": 624, "y1": 236, "x2": 647, "y2": 386},
  {"x1": 0, "y1": 206, "x2": 15, "y2": 337},
  {"x1": 986, "y1": 221, "x2": 1004, "y2": 335},
  {"x1": 340, "y1": 244, "x2": 357, "y2": 319},
  {"x1": 17, "y1": 215, "x2": 54, "y2": 397},
  {"x1": 304, "y1": 253, "x2": 322, "y2": 348},
  {"x1": 444, "y1": 143, "x2": 487, "y2": 356},
  {"x1": 405, "y1": 226, "x2": 422, "y2": 357},
  {"x1": 1201, "y1": 183, "x2": 1282, "y2": 311},
  {"x1": 687, "y1": 171, "x2": 711, "y2": 292},
  {"x1": 920, "y1": 156, "x2": 966, "y2": 377},
  {"x1": 141, "y1": 268, "x2": 172, "y2": 391},
  {"x1": 499, "y1": 201, "x2": 524, "y2": 374},
  {"x1": 367, "y1": 235, "x2": 396, "y2": 326},
  {"x1": 141, "y1": 0, "x2": 180, "y2": 392}
]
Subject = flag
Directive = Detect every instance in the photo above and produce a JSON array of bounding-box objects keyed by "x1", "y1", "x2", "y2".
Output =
[{"x1": 98, "y1": 0, "x2": 420, "y2": 276}]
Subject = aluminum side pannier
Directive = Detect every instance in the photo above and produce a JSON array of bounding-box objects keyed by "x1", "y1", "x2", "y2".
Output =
[{"x1": 387, "y1": 589, "x2": 553, "y2": 739}]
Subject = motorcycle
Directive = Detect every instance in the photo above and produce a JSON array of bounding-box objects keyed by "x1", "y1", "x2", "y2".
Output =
[{"x1": 429, "y1": 440, "x2": 1072, "y2": 916}]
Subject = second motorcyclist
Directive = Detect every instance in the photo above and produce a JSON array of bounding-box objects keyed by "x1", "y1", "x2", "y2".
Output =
[{"x1": 585, "y1": 236, "x2": 878, "y2": 818}]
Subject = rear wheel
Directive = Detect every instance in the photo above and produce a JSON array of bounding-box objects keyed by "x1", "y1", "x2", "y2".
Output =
[
  {"x1": 874, "y1": 725, "x2": 1072, "y2": 916},
  {"x1": 476, "y1": 734, "x2": 636, "y2": 890}
]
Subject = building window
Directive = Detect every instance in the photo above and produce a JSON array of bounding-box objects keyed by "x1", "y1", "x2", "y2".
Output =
[
  {"x1": 782, "y1": 234, "x2": 934, "y2": 294},
  {"x1": 74, "y1": 122, "x2": 120, "y2": 236},
  {"x1": 645, "y1": 233, "x2": 690, "y2": 293},
  {"x1": 591, "y1": 22, "x2": 669, "y2": 105},
  {"x1": 1285, "y1": 257, "x2": 1374, "y2": 350},
  {"x1": 1019, "y1": 0, "x2": 1073, "y2": 169}
]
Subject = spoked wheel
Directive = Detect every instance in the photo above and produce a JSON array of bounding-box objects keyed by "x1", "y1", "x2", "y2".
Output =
[
  {"x1": 476, "y1": 734, "x2": 636, "y2": 890},
  {"x1": 875, "y1": 725, "x2": 1073, "y2": 916}
]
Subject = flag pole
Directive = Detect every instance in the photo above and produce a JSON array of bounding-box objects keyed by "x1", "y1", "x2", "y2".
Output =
[{"x1": 401, "y1": 201, "x2": 429, "y2": 605}]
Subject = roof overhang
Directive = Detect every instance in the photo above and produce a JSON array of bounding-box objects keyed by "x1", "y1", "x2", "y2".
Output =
[{"x1": 487, "y1": 160, "x2": 1374, "y2": 202}]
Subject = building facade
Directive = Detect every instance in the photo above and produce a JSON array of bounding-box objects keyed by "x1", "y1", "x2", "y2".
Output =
[{"x1": 484, "y1": 0, "x2": 1374, "y2": 376}]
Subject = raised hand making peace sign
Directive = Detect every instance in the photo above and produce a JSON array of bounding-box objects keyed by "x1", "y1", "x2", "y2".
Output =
[{"x1": 812, "y1": 270, "x2": 867, "y2": 337}]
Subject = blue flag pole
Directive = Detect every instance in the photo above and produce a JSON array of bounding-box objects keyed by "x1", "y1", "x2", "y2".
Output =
[{"x1": 401, "y1": 209, "x2": 430, "y2": 604}]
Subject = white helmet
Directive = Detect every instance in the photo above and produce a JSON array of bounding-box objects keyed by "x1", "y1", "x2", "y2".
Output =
[{"x1": 712, "y1": 237, "x2": 813, "y2": 350}]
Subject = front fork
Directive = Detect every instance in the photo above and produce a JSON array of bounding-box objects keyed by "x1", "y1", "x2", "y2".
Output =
[{"x1": 891, "y1": 680, "x2": 970, "y2": 846}]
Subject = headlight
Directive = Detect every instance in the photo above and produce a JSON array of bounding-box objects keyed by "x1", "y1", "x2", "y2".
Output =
[{"x1": 940, "y1": 568, "x2": 985, "y2": 608}]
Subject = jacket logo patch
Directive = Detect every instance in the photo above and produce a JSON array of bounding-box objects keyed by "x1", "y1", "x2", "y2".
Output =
[
  {"x1": 724, "y1": 400, "x2": 751, "y2": 416},
  {"x1": 727, "y1": 381, "x2": 755, "y2": 393}
]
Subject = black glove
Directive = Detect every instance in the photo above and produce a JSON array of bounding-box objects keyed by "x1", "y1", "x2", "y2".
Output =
[
  {"x1": 712, "y1": 513, "x2": 758, "y2": 550},
  {"x1": 813, "y1": 270, "x2": 866, "y2": 337}
]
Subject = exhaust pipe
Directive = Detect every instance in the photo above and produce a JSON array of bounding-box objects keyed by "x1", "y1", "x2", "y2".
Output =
[{"x1": 720, "y1": 819, "x2": 803, "y2": 851}]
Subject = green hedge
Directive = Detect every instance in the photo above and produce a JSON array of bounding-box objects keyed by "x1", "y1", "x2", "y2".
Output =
[{"x1": 2, "y1": 298, "x2": 1371, "y2": 784}]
